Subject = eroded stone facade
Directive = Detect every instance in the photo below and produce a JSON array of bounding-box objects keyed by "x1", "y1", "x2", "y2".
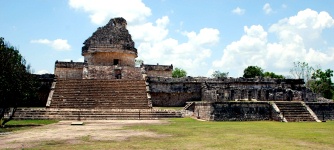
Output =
[
  {"x1": 147, "y1": 77, "x2": 318, "y2": 107},
  {"x1": 201, "y1": 78, "x2": 317, "y2": 102},
  {"x1": 54, "y1": 61, "x2": 85, "y2": 79},
  {"x1": 141, "y1": 64, "x2": 173, "y2": 78}
]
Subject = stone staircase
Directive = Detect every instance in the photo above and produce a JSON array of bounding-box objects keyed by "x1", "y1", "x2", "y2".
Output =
[
  {"x1": 49, "y1": 79, "x2": 150, "y2": 109},
  {"x1": 13, "y1": 108, "x2": 182, "y2": 120},
  {"x1": 275, "y1": 101, "x2": 318, "y2": 122},
  {"x1": 184, "y1": 102, "x2": 194, "y2": 110}
]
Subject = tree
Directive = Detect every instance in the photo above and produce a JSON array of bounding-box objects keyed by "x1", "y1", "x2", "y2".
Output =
[
  {"x1": 243, "y1": 66, "x2": 264, "y2": 78},
  {"x1": 211, "y1": 70, "x2": 229, "y2": 78},
  {"x1": 263, "y1": 72, "x2": 285, "y2": 79},
  {"x1": 0, "y1": 37, "x2": 37, "y2": 127},
  {"x1": 172, "y1": 67, "x2": 187, "y2": 78},
  {"x1": 290, "y1": 61, "x2": 314, "y2": 82},
  {"x1": 309, "y1": 69, "x2": 334, "y2": 99}
]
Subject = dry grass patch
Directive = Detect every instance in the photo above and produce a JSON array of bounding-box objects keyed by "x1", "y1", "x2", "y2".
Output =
[{"x1": 1, "y1": 118, "x2": 334, "y2": 149}]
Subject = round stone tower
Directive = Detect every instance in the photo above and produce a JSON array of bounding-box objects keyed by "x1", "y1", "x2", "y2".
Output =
[
  {"x1": 82, "y1": 17, "x2": 137, "y2": 67},
  {"x1": 81, "y1": 17, "x2": 141, "y2": 79}
]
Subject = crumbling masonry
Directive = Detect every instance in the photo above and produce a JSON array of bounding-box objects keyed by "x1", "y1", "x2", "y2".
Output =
[{"x1": 14, "y1": 17, "x2": 334, "y2": 122}]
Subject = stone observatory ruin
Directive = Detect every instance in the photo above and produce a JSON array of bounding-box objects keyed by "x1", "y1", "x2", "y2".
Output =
[
  {"x1": 54, "y1": 17, "x2": 171, "y2": 80},
  {"x1": 13, "y1": 17, "x2": 334, "y2": 122}
]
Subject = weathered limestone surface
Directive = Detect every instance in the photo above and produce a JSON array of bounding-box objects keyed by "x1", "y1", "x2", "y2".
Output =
[
  {"x1": 85, "y1": 52, "x2": 136, "y2": 66},
  {"x1": 82, "y1": 17, "x2": 137, "y2": 56},
  {"x1": 141, "y1": 64, "x2": 173, "y2": 78},
  {"x1": 54, "y1": 61, "x2": 85, "y2": 79},
  {"x1": 306, "y1": 102, "x2": 334, "y2": 120},
  {"x1": 190, "y1": 102, "x2": 272, "y2": 121},
  {"x1": 150, "y1": 93, "x2": 200, "y2": 106},
  {"x1": 147, "y1": 77, "x2": 317, "y2": 107},
  {"x1": 86, "y1": 65, "x2": 142, "y2": 80},
  {"x1": 147, "y1": 77, "x2": 202, "y2": 106},
  {"x1": 201, "y1": 78, "x2": 316, "y2": 102}
]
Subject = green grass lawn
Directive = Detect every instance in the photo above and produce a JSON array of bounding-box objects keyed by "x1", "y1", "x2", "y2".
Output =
[
  {"x1": 31, "y1": 118, "x2": 334, "y2": 150},
  {"x1": 0, "y1": 120, "x2": 58, "y2": 133}
]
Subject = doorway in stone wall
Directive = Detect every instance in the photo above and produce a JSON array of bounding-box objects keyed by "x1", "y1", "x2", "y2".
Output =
[{"x1": 115, "y1": 69, "x2": 122, "y2": 79}]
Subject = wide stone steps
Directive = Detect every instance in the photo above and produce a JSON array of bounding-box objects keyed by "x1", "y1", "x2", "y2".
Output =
[
  {"x1": 275, "y1": 102, "x2": 315, "y2": 122},
  {"x1": 50, "y1": 79, "x2": 150, "y2": 109},
  {"x1": 14, "y1": 108, "x2": 182, "y2": 120}
]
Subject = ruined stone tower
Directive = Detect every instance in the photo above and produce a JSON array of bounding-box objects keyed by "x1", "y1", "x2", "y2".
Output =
[
  {"x1": 55, "y1": 17, "x2": 148, "y2": 79},
  {"x1": 82, "y1": 17, "x2": 141, "y2": 79},
  {"x1": 82, "y1": 18, "x2": 137, "y2": 67}
]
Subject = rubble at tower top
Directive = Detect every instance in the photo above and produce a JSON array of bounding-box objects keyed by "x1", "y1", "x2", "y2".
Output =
[{"x1": 82, "y1": 17, "x2": 137, "y2": 55}]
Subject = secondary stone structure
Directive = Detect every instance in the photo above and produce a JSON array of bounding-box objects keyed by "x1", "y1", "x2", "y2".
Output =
[{"x1": 13, "y1": 17, "x2": 334, "y2": 122}]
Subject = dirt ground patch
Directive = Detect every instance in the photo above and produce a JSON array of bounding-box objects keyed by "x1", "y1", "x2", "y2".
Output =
[{"x1": 0, "y1": 120, "x2": 168, "y2": 149}]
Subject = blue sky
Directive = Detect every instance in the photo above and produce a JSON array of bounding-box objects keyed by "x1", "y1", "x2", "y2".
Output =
[{"x1": 1, "y1": 0, "x2": 333, "y2": 77}]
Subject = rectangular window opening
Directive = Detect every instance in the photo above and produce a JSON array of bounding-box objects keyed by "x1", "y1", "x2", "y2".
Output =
[{"x1": 113, "y1": 59, "x2": 119, "y2": 65}]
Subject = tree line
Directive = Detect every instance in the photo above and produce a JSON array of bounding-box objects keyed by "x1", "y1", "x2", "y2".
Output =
[{"x1": 0, "y1": 37, "x2": 39, "y2": 127}]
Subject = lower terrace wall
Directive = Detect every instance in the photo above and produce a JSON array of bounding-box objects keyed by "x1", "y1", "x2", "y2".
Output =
[
  {"x1": 151, "y1": 92, "x2": 200, "y2": 106},
  {"x1": 192, "y1": 102, "x2": 274, "y2": 121},
  {"x1": 306, "y1": 102, "x2": 334, "y2": 120},
  {"x1": 147, "y1": 77, "x2": 202, "y2": 107}
]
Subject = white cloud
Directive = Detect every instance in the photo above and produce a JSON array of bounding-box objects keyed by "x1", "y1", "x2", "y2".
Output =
[
  {"x1": 212, "y1": 25, "x2": 268, "y2": 76},
  {"x1": 68, "y1": 0, "x2": 220, "y2": 76},
  {"x1": 138, "y1": 25, "x2": 220, "y2": 76},
  {"x1": 36, "y1": 70, "x2": 49, "y2": 74},
  {"x1": 212, "y1": 9, "x2": 334, "y2": 77},
  {"x1": 68, "y1": 0, "x2": 151, "y2": 25},
  {"x1": 128, "y1": 16, "x2": 169, "y2": 43},
  {"x1": 263, "y1": 3, "x2": 272, "y2": 14},
  {"x1": 31, "y1": 39, "x2": 71, "y2": 51},
  {"x1": 269, "y1": 8, "x2": 334, "y2": 50},
  {"x1": 232, "y1": 7, "x2": 245, "y2": 15}
]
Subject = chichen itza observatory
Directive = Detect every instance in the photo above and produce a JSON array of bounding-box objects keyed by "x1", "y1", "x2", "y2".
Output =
[{"x1": 14, "y1": 18, "x2": 334, "y2": 122}]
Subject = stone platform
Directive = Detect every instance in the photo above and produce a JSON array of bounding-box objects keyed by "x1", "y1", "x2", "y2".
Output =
[
  {"x1": 13, "y1": 108, "x2": 182, "y2": 120},
  {"x1": 185, "y1": 101, "x2": 326, "y2": 122}
]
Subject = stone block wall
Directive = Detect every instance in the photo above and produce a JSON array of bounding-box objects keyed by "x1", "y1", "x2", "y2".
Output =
[
  {"x1": 147, "y1": 77, "x2": 202, "y2": 107},
  {"x1": 201, "y1": 78, "x2": 316, "y2": 102},
  {"x1": 87, "y1": 65, "x2": 142, "y2": 80},
  {"x1": 193, "y1": 102, "x2": 213, "y2": 120},
  {"x1": 146, "y1": 70, "x2": 172, "y2": 78},
  {"x1": 192, "y1": 102, "x2": 273, "y2": 121},
  {"x1": 306, "y1": 102, "x2": 334, "y2": 120},
  {"x1": 142, "y1": 64, "x2": 173, "y2": 78},
  {"x1": 84, "y1": 51, "x2": 136, "y2": 67},
  {"x1": 151, "y1": 92, "x2": 200, "y2": 106},
  {"x1": 147, "y1": 77, "x2": 317, "y2": 107},
  {"x1": 211, "y1": 102, "x2": 272, "y2": 121},
  {"x1": 54, "y1": 61, "x2": 84, "y2": 79}
]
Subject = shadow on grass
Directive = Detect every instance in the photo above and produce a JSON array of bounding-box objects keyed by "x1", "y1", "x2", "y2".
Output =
[{"x1": 0, "y1": 124, "x2": 42, "y2": 133}]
